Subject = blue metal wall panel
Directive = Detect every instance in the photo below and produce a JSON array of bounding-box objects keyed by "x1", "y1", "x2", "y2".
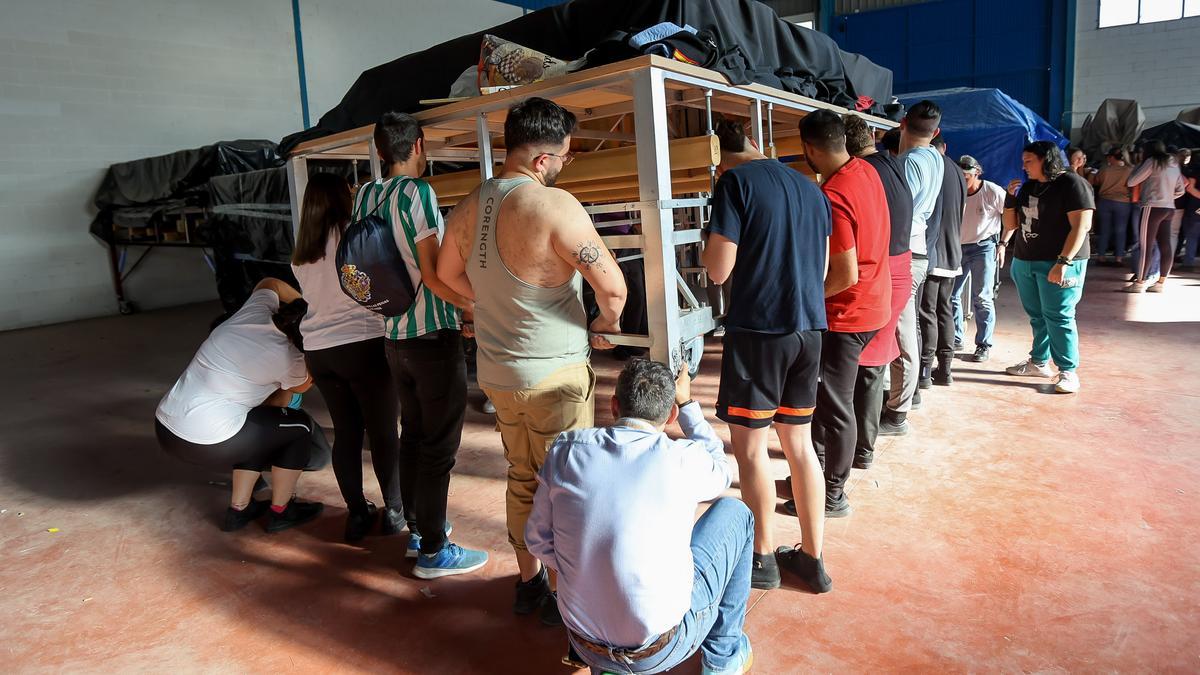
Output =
[{"x1": 831, "y1": 0, "x2": 1067, "y2": 126}]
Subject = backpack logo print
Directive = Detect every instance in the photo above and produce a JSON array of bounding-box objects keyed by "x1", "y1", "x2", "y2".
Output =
[{"x1": 340, "y1": 264, "x2": 372, "y2": 302}]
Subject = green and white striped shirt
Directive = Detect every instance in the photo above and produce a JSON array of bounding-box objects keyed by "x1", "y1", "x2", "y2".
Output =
[{"x1": 352, "y1": 176, "x2": 461, "y2": 340}]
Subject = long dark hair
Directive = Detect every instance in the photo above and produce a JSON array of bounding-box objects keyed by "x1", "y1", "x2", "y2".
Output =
[
  {"x1": 1143, "y1": 140, "x2": 1172, "y2": 169},
  {"x1": 1023, "y1": 141, "x2": 1067, "y2": 179},
  {"x1": 292, "y1": 172, "x2": 352, "y2": 265},
  {"x1": 272, "y1": 299, "x2": 308, "y2": 351}
]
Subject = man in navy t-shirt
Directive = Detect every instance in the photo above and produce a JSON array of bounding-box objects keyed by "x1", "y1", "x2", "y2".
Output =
[{"x1": 702, "y1": 118, "x2": 833, "y2": 594}]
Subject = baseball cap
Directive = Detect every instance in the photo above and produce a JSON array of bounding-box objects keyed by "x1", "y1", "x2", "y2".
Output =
[{"x1": 958, "y1": 155, "x2": 982, "y2": 172}]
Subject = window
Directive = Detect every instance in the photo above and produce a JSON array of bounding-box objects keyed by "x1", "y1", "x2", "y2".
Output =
[{"x1": 1099, "y1": 0, "x2": 1200, "y2": 26}]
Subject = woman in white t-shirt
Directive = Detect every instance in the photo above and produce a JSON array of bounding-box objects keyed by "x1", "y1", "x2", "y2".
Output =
[
  {"x1": 290, "y1": 172, "x2": 401, "y2": 544},
  {"x1": 155, "y1": 278, "x2": 330, "y2": 533}
]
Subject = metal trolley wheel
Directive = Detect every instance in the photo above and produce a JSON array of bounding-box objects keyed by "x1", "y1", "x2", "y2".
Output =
[{"x1": 684, "y1": 335, "x2": 705, "y2": 379}]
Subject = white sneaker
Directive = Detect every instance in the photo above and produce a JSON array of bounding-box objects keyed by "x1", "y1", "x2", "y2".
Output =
[
  {"x1": 1147, "y1": 282, "x2": 1165, "y2": 293},
  {"x1": 1054, "y1": 370, "x2": 1080, "y2": 394},
  {"x1": 1122, "y1": 281, "x2": 1146, "y2": 293},
  {"x1": 1005, "y1": 359, "x2": 1055, "y2": 378}
]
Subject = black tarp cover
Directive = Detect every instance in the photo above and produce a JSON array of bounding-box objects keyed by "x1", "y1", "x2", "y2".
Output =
[
  {"x1": 280, "y1": 0, "x2": 891, "y2": 153},
  {"x1": 1136, "y1": 120, "x2": 1200, "y2": 150},
  {"x1": 203, "y1": 167, "x2": 298, "y2": 312},
  {"x1": 93, "y1": 140, "x2": 282, "y2": 210}
]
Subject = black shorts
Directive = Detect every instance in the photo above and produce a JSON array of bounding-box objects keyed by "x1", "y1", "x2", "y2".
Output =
[{"x1": 717, "y1": 329, "x2": 822, "y2": 428}]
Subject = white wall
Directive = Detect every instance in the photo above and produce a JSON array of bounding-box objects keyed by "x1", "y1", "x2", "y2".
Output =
[
  {"x1": 1072, "y1": 0, "x2": 1200, "y2": 130},
  {"x1": 0, "y1": 0, "x2": 302, "y2": 331},
  {"x1": 300, "y1": 0, "x2": 523, "y2": 123},
  {"x1": 0, "y1": 0, "x2": 524, "y2": 332}
]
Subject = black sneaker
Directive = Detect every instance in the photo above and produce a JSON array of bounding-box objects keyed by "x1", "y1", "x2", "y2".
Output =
[
  {"x1": 751, "y1": 552, "x2": 781, "y2": 590},
  {"x1": 776, "y1": 545, "x2": 833, "y2": 594},
  {"x1": 514, "y1": 566, "x2": 550, "y2": 615},
  {"x1": 971, "y1": 346, "x2": 990, "y2": 362},
  {"x1": 783, "y1": 500, "x2": 797, "y2": 517},
  {"x1": 932, "y1": 371, "x2": 953, "y2": 386},
  {"x1": 918, "y1": 364, "x2": 932, "y2": 389},
  {"x1": 853, "y1": 451, "x2": 873, "y2": 470},
  {"x1": 221, "y1": 499, "x2": 269, "y2": 532},
  {"x1": 380, "y1": 507, "x2": 407, "y2": 536},
  {"x1": 540, "y1": 591, "x2": 564, "y2": 626},
  {"x1": 344, "y1": 501, "x2": 378, "y2": 543},
  {"x1": 825, "y1": 493, "x2": 851, "y2": 518},
  {"x1": 953, "y1": 340, "x2": 965, "y2": 351},
  {"x1": 911, "y1": 390, "x2": 922, "y2": 410},
  {"x1": 878, "y1": 411, "x2": 909, "y2": 437},
  {"x1": 265, "y1": 499, "x2": 324, "y2": 533}
]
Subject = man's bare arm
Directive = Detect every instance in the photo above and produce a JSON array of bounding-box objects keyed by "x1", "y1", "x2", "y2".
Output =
[
  {"x1": 701, "y1": 232, "x2": 737, "y2": 285},
  {"x1": 436, "y1": 188, "x2": 480, "y2": 301},
  {"x1": 549, "y1": 190, "x2": 627, "y2": 336},
  {"x1": 825, "y1": 248, "x2": 858, "y2": 298}
]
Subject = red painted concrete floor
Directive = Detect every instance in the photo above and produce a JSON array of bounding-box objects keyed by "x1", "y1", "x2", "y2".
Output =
[{"x1": 2, "y1": 265, "x2": 1199, "y2": 673}]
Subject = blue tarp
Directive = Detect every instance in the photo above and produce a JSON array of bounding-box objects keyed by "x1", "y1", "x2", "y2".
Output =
[{"x1": 897, "y1": 87, "x2": 1067, "y2": 189}]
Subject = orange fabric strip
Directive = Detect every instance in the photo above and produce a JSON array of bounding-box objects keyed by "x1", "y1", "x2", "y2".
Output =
[
  {"x1": 723, "y1": 406, "x2": 777, "y2": 420},
  {"x1": 777, "y1": 406, "x2": 815, "y2": 417}
]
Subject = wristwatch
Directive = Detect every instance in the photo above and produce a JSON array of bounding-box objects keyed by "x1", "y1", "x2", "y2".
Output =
[
  {"x1": 1055, "y1": 256, "x2": 1072, "y2": 266},
  {"x1": 678, "y1": 399, "x2": 695, "y2": 408}
]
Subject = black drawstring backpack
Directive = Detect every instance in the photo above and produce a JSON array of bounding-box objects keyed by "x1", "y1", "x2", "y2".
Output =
[{"x1": 336, "y1": 179, "x2": 422, "y2": 317}]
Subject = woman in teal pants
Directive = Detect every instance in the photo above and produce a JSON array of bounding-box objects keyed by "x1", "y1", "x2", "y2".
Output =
[{"x1": 997, "y1": 141, "x2": 1096, "y2": 394}]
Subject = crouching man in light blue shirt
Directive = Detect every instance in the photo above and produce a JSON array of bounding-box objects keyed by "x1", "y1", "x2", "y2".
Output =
[{"x1": 525, "y1": 359, "x2": 754, "y2": 675}]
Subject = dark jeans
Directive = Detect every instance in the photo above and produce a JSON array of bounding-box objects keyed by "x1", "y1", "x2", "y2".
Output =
[
  {"x1": 1183, "y1": 207, "x2": 1200, "y2": 265},
  {"x1": 853, "y1": 364, "x2": 886, "y2": 463},
  {"x1": 919, "y1": 274, "x2": 957, "y2": 372},
  {"x1": 385, "y1": 330, "x2": 467, "y2": 554},
  {"x1": 814, "y1": 329, "x2": 877, "y2": 501},
  {"x1": 306, "y1": 337, "x2": 402, "y2": 512},
  {"x1": 1095, "y1": 198, "x2": 1133, "y2": 258},
  {"x1": 155, "y1": 407, "x2": 331, "y2": 473},
  {"x1": 571, "y1": 498, "x2": 753, "y2": 675}
]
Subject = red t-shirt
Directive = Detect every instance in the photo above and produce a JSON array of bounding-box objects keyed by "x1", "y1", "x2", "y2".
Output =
[{"x1": 822, "y1": 157, "x2": 892, "y2": 333}]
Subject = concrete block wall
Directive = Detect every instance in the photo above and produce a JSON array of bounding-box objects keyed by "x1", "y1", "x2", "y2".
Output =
[
  {"x1": 0, "y1": 0, "x2": 523, "y2": 332},
  {"x1": 1072, "y1": 0, "x2": 1200, "y2": 131}
]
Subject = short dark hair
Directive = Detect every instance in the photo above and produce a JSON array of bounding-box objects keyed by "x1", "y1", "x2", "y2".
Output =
[
  {"x1": 842, "y1": 114, "x2": 874, "y2": 156},
  {"x1": 504, "y1": 97, "x2": 577, "y2": 152},
  {"x1": 881, "y1": 128, "x2": 901, "y2": 154},
  {"x1": 1023, "y1": 140, "x2": 1067, "y2": 178},
  {"x1": 930, "y1": 134, "x2": 946, "y2": 150},
  {"x1": 375, "y1": 112, "x2": 424, "y2": 166},
  {"x1": 714, "y1": 116, "x2": 748, "y2": 153},
  {"x1": 615, "y1": 359, "x2": 676, "y2": 424},
  {"x1": 904, "y1": 100, "x2": 941, "y2": 138},
  {"x1": 1067, "y1": 145, "x2": 1085, "y2": 160},
  {"x1": 800, "y1": 109, "x2": 846, "y2": 152}
]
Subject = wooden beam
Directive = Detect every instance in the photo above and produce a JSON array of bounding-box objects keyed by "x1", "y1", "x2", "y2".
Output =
[{"x1": 425, "y1": 135, "x2": 719, "y2": 200}]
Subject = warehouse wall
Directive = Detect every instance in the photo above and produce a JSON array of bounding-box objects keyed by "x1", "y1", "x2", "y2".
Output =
[
  {"x1": 300, "y1": 0, "x2": 522, "y2": 122},
  {"x1": 1071, "y1": 0, "x2": 1200, "y2": 129},
  {"x1": 0, "y1": 0, "x2": 524, "y2": 332},
  {"x1": 0, "y1": 1, "x2": 301, "y2": 332}
]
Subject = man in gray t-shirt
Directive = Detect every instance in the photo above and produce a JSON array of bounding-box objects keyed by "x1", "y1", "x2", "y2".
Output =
[{"x1": 882, "y1": 100, "x2": 945, "y2": 436}]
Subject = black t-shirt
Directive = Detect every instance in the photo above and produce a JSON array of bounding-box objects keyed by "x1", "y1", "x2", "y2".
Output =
[
  {"x1": 863, "y1": 152, "x2": 912, "y2": 256},
  {"x1": 706, "y1": 159, "x2": 832, "y2": 334},
  {"x1": 1005, "y1": 172, "x2": 1096, "y2": 261}
]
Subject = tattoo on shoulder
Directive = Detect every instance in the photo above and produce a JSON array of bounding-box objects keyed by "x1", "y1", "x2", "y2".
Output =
[{"x1": 574, "y1": 241, "x2": 605, "y2": 273}]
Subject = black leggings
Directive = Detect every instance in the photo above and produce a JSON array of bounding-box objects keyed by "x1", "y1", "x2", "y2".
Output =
[
  {"x1": 1137, "y1": 207, "x2": 1176, "y2": 280},
  {"x1": 155, "y1": 407, "x2": 331, "y2": 472},
  {"x1": 306, "y1": 337, "x2": 402, "y2": 512}
]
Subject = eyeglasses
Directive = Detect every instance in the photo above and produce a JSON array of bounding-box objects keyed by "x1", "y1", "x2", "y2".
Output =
[{"x1": 540, "y1": 151, "x2": 575, "y2": 166}]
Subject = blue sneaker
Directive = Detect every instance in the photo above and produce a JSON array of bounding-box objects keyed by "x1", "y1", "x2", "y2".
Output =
[
  {"x1": 701, "y1": 634, "x2": 753, "y2": 675},
  {"x1": 413, "y1": 542, "x2": 488, "y2": 579},
  {"x1": 406, "y1": 521, "x2": 453, "y2": 559}
]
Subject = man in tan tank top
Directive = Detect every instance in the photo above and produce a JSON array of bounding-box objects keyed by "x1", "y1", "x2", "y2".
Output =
[{"x1": 438, "y1": 97, "x2": 627, "y2": 626}]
